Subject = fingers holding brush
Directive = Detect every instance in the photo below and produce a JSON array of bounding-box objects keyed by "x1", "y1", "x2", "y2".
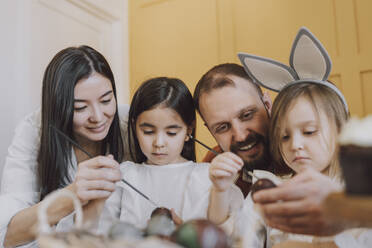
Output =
[
  {"x1": 209, "y1": 152, "x2": 243, "y2": 192},
  {"x1": 74, "y1": 155, "x2": 121, "y2": 204}
]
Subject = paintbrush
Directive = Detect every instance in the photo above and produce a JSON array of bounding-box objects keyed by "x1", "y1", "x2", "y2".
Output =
[
  {"x1": 50, "y1": 125, "x2": 159, "y2": 207},
  {"x1": 189, "y1": 134, "x2": 238, "y2": 182},
  {"x1": 188, "y1": 135, "x2": 261, "y2": 183},
  {"x1": 247, "y1": 170, "x2": 260, "y2": 180},
  {"x1": 188, "y1": 134, "x2": 220, "y2": 155}
]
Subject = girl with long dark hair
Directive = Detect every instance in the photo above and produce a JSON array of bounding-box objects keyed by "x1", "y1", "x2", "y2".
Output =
[
  {"x1": 0, "y1": 46, "x2": 131, "y2": 247},
  {"x1": 86, "y1": 77, "x2": 230, "y2": 230}
]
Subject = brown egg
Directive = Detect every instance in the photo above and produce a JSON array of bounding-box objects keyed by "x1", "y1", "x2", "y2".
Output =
[
  {"x1": 150, "y1": 207, "x2": 172, "y2": 219},
  {"x1": 146, "y1": 207, "x2": 175, "y2": 238},
  {"x1": 251, "y1": 178, "x2": 277, "y2": 199}
]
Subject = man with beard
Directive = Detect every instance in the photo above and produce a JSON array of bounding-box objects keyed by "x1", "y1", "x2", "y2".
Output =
[
  {"x1": 194, "y1": 63, "x2": 275, "y2": 198},
  {"x1": 194, "y1": 63, "x2": 276, "y2": 225},
  {"x1": 196, "y1": 63, "x2": 359, "y2": 237}
]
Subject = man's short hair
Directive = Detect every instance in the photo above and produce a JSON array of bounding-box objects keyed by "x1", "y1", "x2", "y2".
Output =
[{"x1": 193, "y1": 63, "x2": 263, "y2": 116}]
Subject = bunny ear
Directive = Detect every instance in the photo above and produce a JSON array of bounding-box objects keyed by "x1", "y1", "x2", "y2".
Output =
[
  {"x1": 289, "y1": 27, "x2": 332, "y2": 81},
  {"x1": 238, "y1": 53, "x2": 298, "y2": 92}
]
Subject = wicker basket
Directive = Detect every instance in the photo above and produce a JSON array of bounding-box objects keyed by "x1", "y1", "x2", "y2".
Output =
[
  {"x1": 37, "y1": 189, "x2": 110, "y2": 248},
  {"x1": 36, "y1": 189, "x2": 181, "y2": 248}
]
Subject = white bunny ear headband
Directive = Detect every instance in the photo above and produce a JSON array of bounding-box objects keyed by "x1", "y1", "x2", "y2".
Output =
[{"x1": 238, "y1": 27, "x2": 348, "y2": 113}]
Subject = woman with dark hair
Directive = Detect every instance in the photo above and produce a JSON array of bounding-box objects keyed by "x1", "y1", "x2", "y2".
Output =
[
  {"x1": 85, "y1": 77, "x2": 232, "y2": 231},
  {"x1": 0, "y1": 46, "x2": 131, "y2": 247}
]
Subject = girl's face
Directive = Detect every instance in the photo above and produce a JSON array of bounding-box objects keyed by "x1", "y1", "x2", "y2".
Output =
[
  {"x1": 280, "y1": 96, "x2": 334, "y2": 173},
  {"x1": 73, "y1": 72, "x2": 116, "y2": 145},
  {"x1": 135, "y1": 106, "x2": 190, "y2": 165}
]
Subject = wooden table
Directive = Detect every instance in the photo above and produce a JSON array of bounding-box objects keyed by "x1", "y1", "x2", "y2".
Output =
[{"x1": 324, "y1": 192, "x2": 372, "y2": 227}]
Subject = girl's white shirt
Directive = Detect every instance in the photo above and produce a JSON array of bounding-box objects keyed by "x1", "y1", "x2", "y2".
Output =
[
  {"x1": 99, "y1": 160, "x2": 243, "y2": 233},
  {"x1": 238, "y1": 170, "x2": 372, "y2": 248},
  {"x1": 0, "y1": 104, "x2": 130, "y2": 248}
]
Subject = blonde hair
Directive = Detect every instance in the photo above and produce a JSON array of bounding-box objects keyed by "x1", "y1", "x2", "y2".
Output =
[{"x1": 269, "y1": 82, "x2": 348, "y2": 180}]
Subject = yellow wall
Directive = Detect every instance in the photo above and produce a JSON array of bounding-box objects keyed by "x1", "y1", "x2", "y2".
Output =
[{"x1": 129, "y1": 0, "x2": 372, "y2": 160}]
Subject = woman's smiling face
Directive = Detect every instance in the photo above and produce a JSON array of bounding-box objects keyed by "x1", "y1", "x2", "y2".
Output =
[{"x1": 72, "y1": 72, "x2": 116, "y2": 145}]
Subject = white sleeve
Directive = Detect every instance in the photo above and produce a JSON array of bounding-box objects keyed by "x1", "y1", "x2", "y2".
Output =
[
  {"x1": 0, "y1": 111, "x2": 41, "y2": 247},
  {"x1": 335, "y1": 228, "x2": 372, "y2": 248},
  {"x1": 181, "y1": 163, "x2": 211, "y2": 221},
  {"x1": 218, "y1": 184, "x2": 244, "y2": 236},
  {"x1": 95, "y1": 185, "x2": 122, "y2": 235},
  {"x1": 239, "y1": 194, "x2": 267, "y2": 248}
]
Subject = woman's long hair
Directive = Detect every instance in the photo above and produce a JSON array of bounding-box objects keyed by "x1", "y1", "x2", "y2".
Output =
[
  {"x1": 38, "y1": 45, "x2": 123, "y2": 200},
  {"x1": 128, "y1": 77, "x2": 196, "y2": 163}
]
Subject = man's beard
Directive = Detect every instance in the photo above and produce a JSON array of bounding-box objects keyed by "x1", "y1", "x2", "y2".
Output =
[{"x1": 230, "y1": 131, "x2": 271, "y2": 171}]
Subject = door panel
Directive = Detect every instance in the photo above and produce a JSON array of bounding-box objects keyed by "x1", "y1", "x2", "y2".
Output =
[
  {"x1": 130, "y1": 0, "x2": 372, "y2": 160},
  {"x1": 130, "y1": 0, "x2": 220, "y2": 159},
  {"x1": 0, "y1": 0, "x2": 128, "y2": 181}
]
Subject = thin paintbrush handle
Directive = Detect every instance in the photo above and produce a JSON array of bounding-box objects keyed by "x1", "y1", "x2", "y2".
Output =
[
  {"x1": 50, "y1": 125, "x2": 158, "y2": 207},
  {"x1": 121, "y1": 179, "x2": 158, "y2": 207},
  {"x1": 247, "y1": 171, "x2": 260, "y2": 180},
  {"x1": 187, "y1": 135, "x2": 260, "y2": 184},
  {"x1": 50, "y1": 125, "x2": 93, "y2": 158},
  {"x1": 188, "y1": 135, "x2": 220, "y2": 155},
  {"x1": 188, "y1": 135, "x2": 259, "y2": 184}
]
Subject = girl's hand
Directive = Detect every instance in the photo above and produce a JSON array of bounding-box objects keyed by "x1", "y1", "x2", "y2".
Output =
[
  {"x1": 209, "y1": 152, "x2": 243, "y2": 192},
  {"x1": 73, "y1": 154, "x2": 121, "y2": 205},
  {"x1": 170, "y1": 208, "x2": 183, "y2": 226}
]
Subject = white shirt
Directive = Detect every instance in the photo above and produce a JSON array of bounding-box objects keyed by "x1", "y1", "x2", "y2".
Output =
[
  {"x1": 0, "y1": 104, "x2": 130, "y2": 248},
  {"x1": 103, "y1": 160, "x2": 212, "y2": 231},
  {"x1": 99, "y1": 160, "x2": 243, "y2": 234}
]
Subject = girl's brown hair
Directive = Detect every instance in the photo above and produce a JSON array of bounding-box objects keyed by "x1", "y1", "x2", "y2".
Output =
[{"x1": 269, "y1": 82, "x2": 348, "y2": 179}]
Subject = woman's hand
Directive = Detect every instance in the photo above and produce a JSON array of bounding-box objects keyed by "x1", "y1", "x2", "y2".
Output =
[
  {"x1": 73, "y1": 154, "x2": 121, "y2": 205},
  {"x1": 209, "y1": 152, "x2": 243, "y2": 192}
]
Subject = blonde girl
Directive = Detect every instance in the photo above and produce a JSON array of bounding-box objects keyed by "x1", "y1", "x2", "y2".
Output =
[
  {"x1": 270, "y1": 82, "x2": 348, "y2": 181},
  {"x1": 242, "y1": 82, "x2": 351, "y2": 247}
]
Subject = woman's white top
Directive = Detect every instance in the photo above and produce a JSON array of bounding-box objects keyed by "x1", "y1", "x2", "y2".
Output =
[
  {"x1": 238, "y1": 170, "x2": 372, "y2": 248},
  {"x1": 0, "y1": 104, "x2": 130, "y2": 248}
]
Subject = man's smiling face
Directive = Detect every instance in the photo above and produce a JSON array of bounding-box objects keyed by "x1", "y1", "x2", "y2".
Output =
[{"x1": 199, "y1": 76, "x2": 272, "y2": 169}]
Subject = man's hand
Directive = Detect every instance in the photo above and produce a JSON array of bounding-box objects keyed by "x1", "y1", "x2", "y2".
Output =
[
  {"x1": 253, "y1": 168, "x2": 345, "y2": 236},
  {"x1": 209, "y1": 152, "x2": 243, "y2": 192}
]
